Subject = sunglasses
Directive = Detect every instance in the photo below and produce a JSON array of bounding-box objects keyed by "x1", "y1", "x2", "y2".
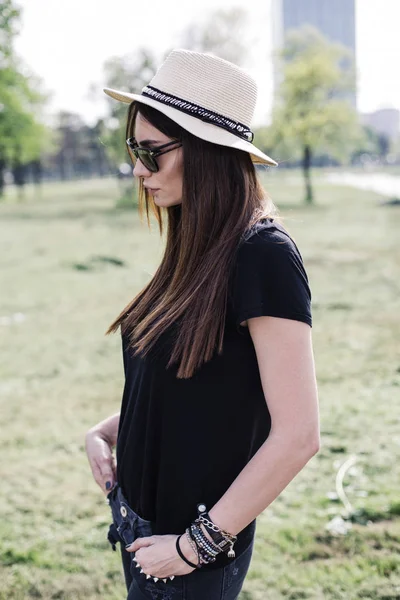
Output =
[{"x1": 126, "y1": 137, "x2": 182, "y2": 173}]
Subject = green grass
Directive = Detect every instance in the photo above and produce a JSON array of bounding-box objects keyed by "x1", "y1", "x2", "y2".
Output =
[{"x1": 0, "y1": 172, "x2": 399, "y2": 599}]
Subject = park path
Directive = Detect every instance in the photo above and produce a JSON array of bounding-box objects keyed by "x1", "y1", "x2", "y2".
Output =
[{"x1": 326, "y1": 171, "x2": 400, "y2": 198}]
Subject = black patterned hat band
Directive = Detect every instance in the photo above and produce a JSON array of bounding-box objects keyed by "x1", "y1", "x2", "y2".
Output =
[
  {"x1": 141, "y1": 85, "x2": 254, "y2": 143},
  {"x1": 104, "y1": 49, "x2": 277, "y2": 167}
]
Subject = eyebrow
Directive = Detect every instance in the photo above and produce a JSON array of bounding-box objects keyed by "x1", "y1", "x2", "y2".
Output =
[{"x1": 136, "y1": 138, "x2": 163, "y2": 146}]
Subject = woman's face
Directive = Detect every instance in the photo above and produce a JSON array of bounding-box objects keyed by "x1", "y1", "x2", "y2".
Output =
[{"x1": 132, "y1": 112, "x2": 183, "y2": 207}]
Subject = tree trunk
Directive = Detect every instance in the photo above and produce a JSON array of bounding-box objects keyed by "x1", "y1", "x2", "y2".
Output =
[
  {"x1": 302, "y1": 144, "x2": 313, "y2": 204},
  {"x1": 0, "y1": 158, "x2": 5, "y2": 198},
  {"x1": 12, "y1": 152, "x2": 26, "y2": 201},
  {"x1": 31, "y1": 159, "x2": 43, "y2": 185}
]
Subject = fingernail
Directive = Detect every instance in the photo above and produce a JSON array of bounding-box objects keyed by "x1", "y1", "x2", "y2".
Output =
[
  {"x1": 125, "y1": 543, "x2": 133, "y2": 549},
  {"x1": 105, "y1": 481, "x2": 111, "y2": 490}
]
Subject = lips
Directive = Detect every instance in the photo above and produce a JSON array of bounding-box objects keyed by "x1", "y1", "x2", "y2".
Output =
[{"x1": 144, "y1": 187, "x2": 160, "y2": 194}]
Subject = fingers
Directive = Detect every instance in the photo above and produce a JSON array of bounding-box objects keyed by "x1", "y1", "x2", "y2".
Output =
[
  {"x1": 126, "y1": 536, "x2": 156, "y2": 553},
  {"x1": 110, "y1": 454, "x2": 117, "y2": 480},
  {"x1": 89, "y1": 460, "x2": 104, "y2": 489},
  {"x1": 85, "y1": 432, "x2": 116, "y2": 494},
  {"x1": 91, "y1": 458, "x2": 115, "y2": 494},
  {"x1": 100, "y1": 463, "x2": 115, "y2": 493}
]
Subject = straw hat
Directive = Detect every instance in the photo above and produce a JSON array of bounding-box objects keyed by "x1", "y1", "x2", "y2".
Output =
[{"x1": 103, "y1": 49, "x2": 277, "y2": 167}]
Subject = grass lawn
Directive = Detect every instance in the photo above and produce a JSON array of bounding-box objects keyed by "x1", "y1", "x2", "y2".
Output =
[{"x1": 0, "y1": 172, "x2": 399, "y2": 599}]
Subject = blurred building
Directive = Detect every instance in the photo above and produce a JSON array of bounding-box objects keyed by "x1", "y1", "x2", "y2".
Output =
[
  {"x1": 272, "y1": 0, "x2": 357, "y2": 105},
  {"x1": 361, "y1": 108, "x2": 400, "y2": 141}
]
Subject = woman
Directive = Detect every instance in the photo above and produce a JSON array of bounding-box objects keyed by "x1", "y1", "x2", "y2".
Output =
[{"x1": 85, "y1": 49, "x2": 320, "y2": 600}]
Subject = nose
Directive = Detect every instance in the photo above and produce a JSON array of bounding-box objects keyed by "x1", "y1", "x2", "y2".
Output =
[{"x1": 133, "y1": 159, "x2": 152, "y2": 179}]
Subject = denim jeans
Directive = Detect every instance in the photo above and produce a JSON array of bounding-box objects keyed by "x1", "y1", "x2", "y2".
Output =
[{"x1": 106, "y1": 483, "x2": 254, "y2": 600}]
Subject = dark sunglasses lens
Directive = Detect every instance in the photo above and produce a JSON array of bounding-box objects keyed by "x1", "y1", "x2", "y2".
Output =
[{"x1": 136, "y1": 149, "x2": 158, "y2": 172}]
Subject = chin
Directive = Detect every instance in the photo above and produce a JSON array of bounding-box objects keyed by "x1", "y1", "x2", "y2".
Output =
[{"x1": 153, "y1": 195, "x2": 182, "y2": 208}]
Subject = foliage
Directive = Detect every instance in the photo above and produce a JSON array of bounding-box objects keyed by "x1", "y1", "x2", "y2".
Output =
[
  {"x1": 0, "y1": 62, "x2": 52, "y2": 160},
  {"x1": 350, "y1": 125, "x2": 394, "y2": 166},
  {"x1": 102, "y1": 48, "x2": 158, "y2": 167},
  {"x1": 269, "y1": 26, "x2": 365, "y2": 202},
  {"x1": 46, "y1": 111, "x2": 111, "y2": 179},
  {"x1": 0, "y1": 0, "x2": 52, "y2": 194},
  {"x1": 180, "y1": 8, "x2": 249, "y2": 66},
  {"x1": 0, "y1": 0, "x2": 20, "y2": 62},
  {"x1": 100, "y1": 8, "x2": 250, "y2": 172},
  {"x1": 253, "y1": 126, "x2": 277, "y2": 163}
]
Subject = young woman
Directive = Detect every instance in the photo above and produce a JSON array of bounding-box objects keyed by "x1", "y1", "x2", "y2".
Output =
[{"x1": 85, "y1": 49, "x2": 320, "y2": 600}]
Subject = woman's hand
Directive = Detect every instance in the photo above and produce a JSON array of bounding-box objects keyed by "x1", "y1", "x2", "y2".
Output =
[
  {"x1": 85, "y1": 428, "x2": 116, "y2": 495},
  {"x1": 126, "y1": 534, "x2": 198, "y2": 579}
]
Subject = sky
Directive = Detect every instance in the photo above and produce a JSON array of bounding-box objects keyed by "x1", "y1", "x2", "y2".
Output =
[{"x1": 13, "y1": 0, "x2": 400, "y2": 128}]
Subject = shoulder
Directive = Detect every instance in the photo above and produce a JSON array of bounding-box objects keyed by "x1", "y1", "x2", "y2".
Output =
[
  {"x1": 236, "y1": 219, "x2": 305, "y2": 267},
  {"x1": 229, "y1": 219, "x2": 312, "y2": 328}
]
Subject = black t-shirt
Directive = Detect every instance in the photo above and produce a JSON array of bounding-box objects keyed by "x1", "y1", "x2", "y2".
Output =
[{"x1": 116, "y1": 218, "x2": 312, "y2": 569}]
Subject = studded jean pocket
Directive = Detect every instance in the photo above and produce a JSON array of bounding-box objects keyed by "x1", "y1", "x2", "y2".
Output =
[
  {"x1": 107, "y1": 485, "x2": 153, "y2": 547},
  {"x1": 128, "y1": 566, "x2": 184, "y2": 600},
  {"x1": 105, "y1": 484, "x2": 183, "y2": 597}
]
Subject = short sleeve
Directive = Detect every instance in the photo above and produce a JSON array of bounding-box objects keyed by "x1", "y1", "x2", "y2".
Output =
[{"x1": 230, "y1": 226, "x2": 312, "y2": 328}]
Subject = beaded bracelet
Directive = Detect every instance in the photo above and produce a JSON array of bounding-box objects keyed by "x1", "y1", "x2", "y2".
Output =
[
  {"x1": 185, "y1": 528, "x2": 200, "y2": 564},
  {"x1": 195, "y1": 518, "x2": 236, "y2": 558},
  {"x1": 188, "y1": 525, "x2": 216, "y2": 564},
  {"x1": 190, "y1": 524, "x2": 219, "y2": 562},
  {"x1": 191, "y1": 523, "x2": 219, "y2": 554},
  {"x1": 185, "y1": 503, "x2": 239, "y2": 565},
  {"x1": 186, "y1": 527, "x2": 209, "y2": 565},
  {"x1": 193, "y1": 523, "x2": 222, "y2": 555}
]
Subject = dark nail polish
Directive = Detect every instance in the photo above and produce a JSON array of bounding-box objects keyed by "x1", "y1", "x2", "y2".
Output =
[{"x1": 106, "y1": 481, "x2": 111, "y2": 490}]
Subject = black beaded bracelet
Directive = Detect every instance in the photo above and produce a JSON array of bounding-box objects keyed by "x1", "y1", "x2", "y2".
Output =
[
  {"x1": 176, "y1": 534, "x2": 200, "y2": 569},
  {"x1": 191, "y1": 523, "x2": 219, "y2": 555},
  {"x1": 188, "y1": 526, "x2": 216, "y2": 564},
  {"x1": 190, "y1": 524, "x2": 218, "y2": 563},
  {"x1": 194, "y1": 522, "x2": 223, "y2": 552}
]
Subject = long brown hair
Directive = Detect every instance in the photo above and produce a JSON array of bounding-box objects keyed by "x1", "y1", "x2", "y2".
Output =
[{"x1": 107, "y1": 102, "x2": 279, "y2": 378}]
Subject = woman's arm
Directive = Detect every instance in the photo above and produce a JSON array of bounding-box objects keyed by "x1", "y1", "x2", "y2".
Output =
[
  {"x1": 86, "y1": 412, "x2": 120, "y2": 448},
  {"x1": 127, "y1": 316, "x2": 320, "y2": 577},
  {"x1": 208, "y1": 316, "x2": 320, "y2": 536},
  {"x1": 85, "y1": 412, "x2": 120, "y2": 493}
]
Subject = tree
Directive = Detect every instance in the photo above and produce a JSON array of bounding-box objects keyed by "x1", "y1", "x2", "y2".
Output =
[
  {"x1": 0, "y1": 1, "x2": 52, "y2": 196},
  {"x1": 351, "y1": 125, "x2": 392, "y2": 166},
  {"x1": 0, "y1": 0, "x2": 20, "y2": 61},
  {"x1": 101, "y1": 48, "x2": 158, "y2": 168},
  {"x1": 99, "y1": 8, "x2": 251, "y2": 170},
  {"x1": 47, "y1": 110, "x2": 110, "y2": 180},
  {"x1": 97, "y1": 8, "x2": 250, "y2": 204},
  {"x1": 180, "y1": 8, "x2": 249, "y2": 66},
  {"x1": 0, "y1": 62, "x2": 53, "y2": 195},
  {"x1": 270, "y1": 26, "x2": 364, "y2": 204},
  {"x1": 0, "y1": 0, "x2": 20, "y2": 194}
]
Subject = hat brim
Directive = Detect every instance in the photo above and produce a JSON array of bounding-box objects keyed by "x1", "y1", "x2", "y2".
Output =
[{"x1": 103, "y1": 87, "x2": 278, "y2": 167}]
